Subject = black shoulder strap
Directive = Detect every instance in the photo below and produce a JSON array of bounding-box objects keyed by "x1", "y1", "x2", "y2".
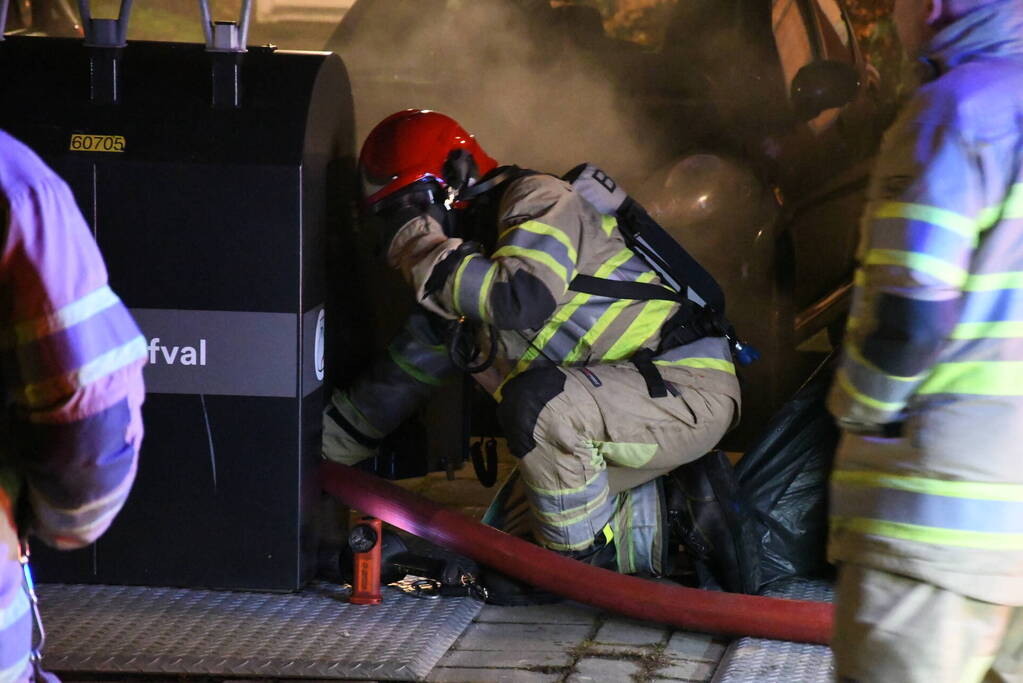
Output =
[
  {"x1": 568, "y1": 273, "x2": 682, "y2": 303},
  {"x1": 458, "y1": 166, "x2": 545, "y2": 251},
  {"x1": 458, "y1": 165, "x2": 542, "y2": 202},
  {"x1": 617, "y1": 198, "x2": 726, "y2": 313}
]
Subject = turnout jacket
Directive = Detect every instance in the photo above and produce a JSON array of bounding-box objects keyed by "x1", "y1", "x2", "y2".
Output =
[
  {"x1": 324, "y1": 173, "x2": 739, "y2": 461},
  {"x1": 827, "y1": 0, "x2": 1023, "y2": 604},
  {"x1": 0, "y1": 131, "x2": 146, "y2": 680}
]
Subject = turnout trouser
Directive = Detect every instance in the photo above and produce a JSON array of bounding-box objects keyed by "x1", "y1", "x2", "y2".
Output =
[
  {"x1": 834, "y1": 563, "x2": 1023, "y2": 683},
  {"x1": 496, "y1": 362, "x2": 734, "y2": 574}
]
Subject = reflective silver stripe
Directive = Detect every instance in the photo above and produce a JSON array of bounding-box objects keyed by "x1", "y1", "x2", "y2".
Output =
[
  {"x1": 491, "y1": 245, "x2": 574, "y2": 285},
  {"x1": 0, "y1": 588, "x2": 30, "y2": 630},
  {"x1": 524, "y1": 469, "x2": 607, "y2": 515},
  {"x1": 609, "y1": 478, "x2": 661, "y2": 575},
  {"x1": 496, "y1": 247, "x2": 637, "y2": 399},
  {"x1": 0, "y1": 653, "x2": 30, "y2": 683},
  {"x1": 829, "y1": 340, "x2": 921, "y2": 418},
  {"x1": 655, "y1": 336, "x2": 733, "y2": 364},
  {"x1": 498, "y1": 221, "x2": 578, "y2": 272},
  {"x1": 832, "y1": 480, "x2": 1023, "y2": 534},
  {"x1": 958, "y1": 287, "x2": 1023, "y2": 326},
  {"x1": 453, "y1": 255, "x2": 496, "y2": 321},
  {"x1": 21, "y1": 335, "x2": 146, "y2": 408},
  {"x1": 1, "y1": 284, "x2": 121, "y2": 348},
  {"x1": 531, "y1": 495, "x2": 614, "y2": 551},
  {"x1": 831, "y1": 470, "x2": 1023, "y2": 550},
  {"x1": 524, "y1": 465, "x2": 614, "y2": 551}
]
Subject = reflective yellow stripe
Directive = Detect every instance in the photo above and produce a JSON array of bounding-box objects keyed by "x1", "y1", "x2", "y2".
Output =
[
  {"x1": 545, "y1": 536, "x2": 604, "y2": 552},
  {"x1": 964, "y1": 655, "x2": 998, "y2": 683},
  {"x1": 872, "y1": 201, "x2": 978, "y2": 241},
  {"x1": 832, "y1": 516, "x2": 1023, "y2": 550},
  {"x1": 495, "y1": 248, "x2": 634, "y2": 400},
  {"x1": 22, "y1": 335, "x2": 146, "y2": 408},
  {"x1": 388, "y1": 345, "x2": 444, "y2": 386},
  {"x1": 533, "y1": 489, "x2": 610, "y2": 526},
  {"x1": 451, "y1": 254, "x2": 477, "y2": 316},
  {"x1": 834, "y1": 368, "x2": 905, "y2": 411},
  {"x1": 337, "y1": 390, "x2": 385, "y2": 438},
  {"x1": 523, "y1": 470, "x2": 604, "y2": 498},
  {"x1": 602, "y1": 282, "x2": 676, "y2": 362},
  {"x1": 864, "y1": 249, "x2": 968, "y2": 286},
  {"x1": 951, "y1": 321, "x2": 1023, "y2": 339},
  {"x1": 918, "y1": 361, "x2": 1023, "y2": 396},
  {"x1": 833, "y1": 470, "x2": 1023, "y2": 502},
  {"x1": 979, "y1": 182, "x2": 1023, "y2": 231},
  {"x1": 844, "y1": 341, "x2": 925, "y2": 381},
  {"x1": 498, "y1": 220, "x2": 579, "y2": 263},
  {"x1": 1005, "y1": 183, "x2": 1023, "y2": 218},
  {"x1": 965, "y1": 271, "x2": 1023, "y2": 292},
  {"x1": 2, "y1": 284, "x2": 121, "y2": 348},
  {"x1": 601, "y1": 215, "x2": 617, "y2": 237},
  {"x1": 654, "y1": 357, "x2": 736, "y2": 374},
  {"x1": 478, "y1": 262, "x2": 497, "y2": 322},
  {"x1": 565, "y1": 271, "x2": 659, "y2": 363},
  {"x1": 492, "y1": 245, "x2": 572, "y2": 284}
]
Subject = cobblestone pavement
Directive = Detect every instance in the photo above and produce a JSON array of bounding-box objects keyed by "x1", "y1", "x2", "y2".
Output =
[
  {"x1": 392, "y1": 453, "x2": 729, "y2": 682},
  {"x1": 427, "y1": 602, "x2": 727, "y2": 682}
]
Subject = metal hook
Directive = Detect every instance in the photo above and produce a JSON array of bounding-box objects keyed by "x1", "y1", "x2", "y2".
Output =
[
  {"x1": 77, "y1": 0, "x2": 132, "y2": 48},
  {"x1": 198, "y1": 0, "x2": 251, "y2": 53}
]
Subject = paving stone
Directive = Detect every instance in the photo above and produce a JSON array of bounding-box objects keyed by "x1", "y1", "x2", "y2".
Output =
[
  {"x1": 589, "y1": 643, "x2": 656, "y2": 657},
  {"x1": 437, "y1": 649, "x2": 572, "y2": 668},
  {"x1": 655, "y1": 657, "x2": 718, "y2": 681},
  {"x1": 428, "y1": 667, "x2": 561, "y2": 682},
  {"x1": 455, "y1": 622, "x2": 591, "y2": 652},
  {"x1": 477, "y1": 602, "x2": 600, "y2": 625},
  {"x1": 594, "y1": 617, "x2": 668, "y2": 646},
  {"x1": 568, "y1": 656, "x2": 642, "y2": 682},
  {"x1": 665, "y1": 631, "x2": 728, "y2": 662}
]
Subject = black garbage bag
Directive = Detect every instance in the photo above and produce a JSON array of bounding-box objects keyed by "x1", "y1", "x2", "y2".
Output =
[{"x1": 733, "y1": 356, "x2": 840, "y2": 589}]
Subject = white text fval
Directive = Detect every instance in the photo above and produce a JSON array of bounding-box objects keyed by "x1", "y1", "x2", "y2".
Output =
[{"x1": 147, "y1": 338, "x2": 207, "y2": 366}]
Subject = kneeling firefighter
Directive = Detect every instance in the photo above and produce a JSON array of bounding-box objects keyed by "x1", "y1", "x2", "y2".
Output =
[{"x1": 324, "y1": 109, "x2": 759, "y2": 593}]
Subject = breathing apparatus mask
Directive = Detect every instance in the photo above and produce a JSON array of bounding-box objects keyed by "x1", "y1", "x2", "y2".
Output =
[{"x1": 366, "y1": 148, "x2": 485, "y2": 258}]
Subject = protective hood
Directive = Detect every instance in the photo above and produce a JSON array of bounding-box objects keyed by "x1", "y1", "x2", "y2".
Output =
[{"x1": 924, "y1": 0, "x2": 1023, "y2": 73}]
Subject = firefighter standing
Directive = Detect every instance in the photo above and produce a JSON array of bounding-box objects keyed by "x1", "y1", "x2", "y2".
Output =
[
  {"x1": 0, "y1": 130, "x2": 147, "y2": 680},
  {"x1": 827, "y1": 0, "x2": 1023, "y2": 679},
  {"x1": 324, "y1": 109, "x2": 742, "y2": 577}
]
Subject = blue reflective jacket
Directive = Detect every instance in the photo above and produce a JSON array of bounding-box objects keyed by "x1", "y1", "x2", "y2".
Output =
[{"x1": 827, "y1": 0, "x2": 1023, "y2": 604}]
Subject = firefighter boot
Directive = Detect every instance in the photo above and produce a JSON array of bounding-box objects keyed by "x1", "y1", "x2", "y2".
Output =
[{"x1": 665, "y1": 450, "x2": 761, "y2": 594}]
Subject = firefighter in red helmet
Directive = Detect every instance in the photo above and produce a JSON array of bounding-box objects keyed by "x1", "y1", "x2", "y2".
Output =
[{"x1": 325, "y1": 109, "x2": 753, "y2": 590}]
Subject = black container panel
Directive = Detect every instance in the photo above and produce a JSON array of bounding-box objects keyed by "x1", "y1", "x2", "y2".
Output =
[{"x1": 2, "y1": 37, "x2": 355, "y2": 591}]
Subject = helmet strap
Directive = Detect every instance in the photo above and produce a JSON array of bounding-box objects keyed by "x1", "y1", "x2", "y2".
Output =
[{"x1": 457, "y1": 166, "x2": 522, "y2": 202}]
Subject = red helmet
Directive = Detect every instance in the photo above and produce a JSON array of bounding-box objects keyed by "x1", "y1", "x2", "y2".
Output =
[{"x1": 358, "y1": 109, "x2": 498, "y2": 210}]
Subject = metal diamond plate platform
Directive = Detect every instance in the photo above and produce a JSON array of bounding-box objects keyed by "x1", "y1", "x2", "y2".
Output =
[
  {"x1": 712, "y1": 578, "x2": 835, "y2": 683},
  {"x1": 37, "y1": 581, "x2": 484, "y2": 680}
]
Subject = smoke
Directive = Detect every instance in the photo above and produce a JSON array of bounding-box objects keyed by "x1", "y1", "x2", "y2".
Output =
[{"x1": 325, "y1": 0, "x2": 667, "y2": 182}]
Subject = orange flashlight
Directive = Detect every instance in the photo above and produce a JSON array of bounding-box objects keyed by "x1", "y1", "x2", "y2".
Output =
[{"x1": 348, "y1": 516, "x2": 383, "y2": 605}]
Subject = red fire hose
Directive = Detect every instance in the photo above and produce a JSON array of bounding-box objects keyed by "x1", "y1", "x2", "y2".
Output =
[{"x1": 321, "y1": 461, "x2": 834, "y2": 645}]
